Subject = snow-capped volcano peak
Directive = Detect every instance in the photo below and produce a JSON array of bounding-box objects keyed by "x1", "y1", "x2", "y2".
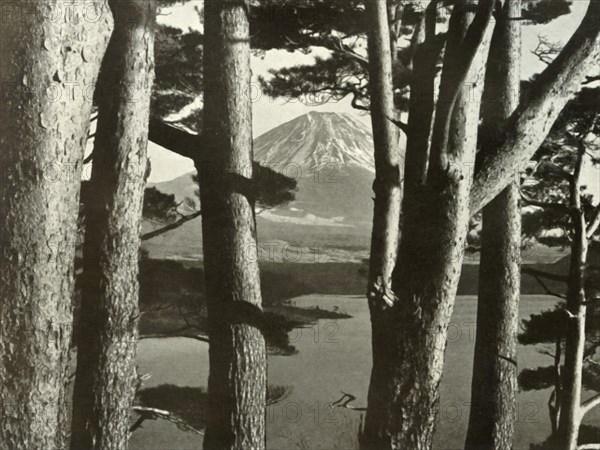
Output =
[{"x1": 254, "y1": 112, "x2": 375, "y2": 174}]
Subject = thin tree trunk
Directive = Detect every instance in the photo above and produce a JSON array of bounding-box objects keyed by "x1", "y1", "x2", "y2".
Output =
[
  {"x1": 0, "y1": 3, "x2": 112, "y2": 448},
  {"x1": 556, "y1": 142, "x2": 589, "y2": 450},
  {"x1": 549, "y1": 337, "x2": 563, "y2": 434},
  {"x1": 363, "y1": 2, "x2": 402, "y2": 445},
  {"x1": 200, "y1": 1, "x2": 266, "y2": 448},
  {"x1": 465, "y1": 1, "x2": 522, "y2": 448},
  {"x1": 362, "y1": 2, "x2": 494, "y2": 448},
  {"x1": 70, "y1": 1, "x2": 156, "y2": 448},
  {"x1": 466, "y1": 190, "x2": 521, "y2": 449},
  {"x1": 365, "y1": 0, "x2": 401, "y2": 308}
]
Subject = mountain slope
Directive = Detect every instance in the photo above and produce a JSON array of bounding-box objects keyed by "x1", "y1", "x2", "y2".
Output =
[
  {"x1": 145, "y1": 112, "x2": 376, "y2": 260},
  {"x1": 254, "y1": 111, "x2": 374, "y2": 173}
]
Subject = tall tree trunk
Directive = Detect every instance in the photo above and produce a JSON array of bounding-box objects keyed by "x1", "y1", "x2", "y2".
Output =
[
  {"x1": 362, "y1": 2, "x2": 494, "y2": 448},
  {"x1": 363, "y1": 2, "x2": 402, "y2": 444},
  {"x1": 0, "y1": 3, "x2": 112, "y2": 448},
  {"x1": 200, "y1": 1, "x2": 266, "y2": 448},
  {"x1": 365, "y1": 0, "x2": 401, "y2": 308},
  {"x1": 465, "y1": 1, "x2": 522, "y2": 449},
  {"x1": 549, "y1": 337, "x2": 563, "y2": 434},
  {"x1": 70, "y1": 1, "x2": 156, "y2": 448},
  {"x1": 556, "y1": 142, "x2": 588, "y2": 450},
  {"x1": 362, "y1": 6, "x2": 442, "y2": 447}
]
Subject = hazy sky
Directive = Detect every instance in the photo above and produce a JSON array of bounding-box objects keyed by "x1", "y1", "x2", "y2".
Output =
[{"x1": 148, "y1": 0, "x2": 598, "y2": 202}]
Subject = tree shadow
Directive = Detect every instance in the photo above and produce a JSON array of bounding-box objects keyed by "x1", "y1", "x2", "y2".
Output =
[{"x1": 134, "y1": 384, "x2": 292, "y2": 433}]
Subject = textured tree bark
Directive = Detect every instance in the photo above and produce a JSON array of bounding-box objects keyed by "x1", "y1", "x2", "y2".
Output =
[
  {"x1": 465, "y1": 1, "x2": 522, "y2": 448},
  {"x1": 200, "y1": 1, "x2": 266, "y2": 449},
  {"x1": 362, "y1": 2, "x2": 493, "y2": 448},
  {"x1": 70, "y1": 1, "x2": 156, "y2": 448},
  {"x1": 470, "y1": 0, "x2": 600, "y2": 213},
  {"x1": 0, "y1": 2, "x2": 112, "y2": 448},
  {"x1": 365, "y1": 0, "x2": 402, "y2": 308},
  {"x1": 402, "y1": 4, "x2": 444, "y2": 189},
  {"x1": 362, "y1": 1, "x2": 599, "y2": 449},
  {"x1": 362, "y1": 6, "x2": 442, "y2": 448},
  {"x1": 556, "y1": 143, "x2": 589, "y2": 450},
  {"x1": 363, "y1": 2, "x2": 402, "y2": 445}
]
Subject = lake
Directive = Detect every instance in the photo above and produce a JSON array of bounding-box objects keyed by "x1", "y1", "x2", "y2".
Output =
[{"x1": 130, "y1": 295, "x2": 599, "y2": 449}]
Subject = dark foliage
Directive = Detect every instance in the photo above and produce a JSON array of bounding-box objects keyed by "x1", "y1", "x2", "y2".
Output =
[
  {"x1": 521, "y1": 0, "x2": 572, "y2": 24},
  {"x1": 257, "y1": 0, "x2": 571, "y2": 112},
  {"x1": 153, "y1": 25, "x2": 203, "y2": 124},
  {"x1": 529, "y1": 425, "x2": 600, "y2": 449},
  {"x1": 143, "y1": 187, "x2": 181, "y2": 223}
]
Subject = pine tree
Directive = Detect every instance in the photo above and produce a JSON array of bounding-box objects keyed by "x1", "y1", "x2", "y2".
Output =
[
  {"x1": 518, "y1": 84, "x2": 600, "y2": 449},
  {"x1": 365, "y1": 0, "x2": 403, "y2": 341},
  {"x1": 466, "y1": 1, "x2": 522, "y2": 448},
  {"x1": 256, "y1": 1, "x2": 599, "y2": 447},
  {"x1": 0, "y1": 1, "x2": 112, "y2": 447},
  {"x1": 200, "y1": 0, "x2": 267, "y2": 447},
  {"x1": 70, "y1": 0, "x2": 157, "y2": 448}
]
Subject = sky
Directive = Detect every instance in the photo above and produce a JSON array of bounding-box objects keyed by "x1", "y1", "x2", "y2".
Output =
[{"x1": 147, "y1": 0, "x2": 598, "y2": 202}]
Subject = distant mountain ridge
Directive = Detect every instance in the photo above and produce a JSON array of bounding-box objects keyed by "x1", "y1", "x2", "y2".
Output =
[{"x1": 145, "y1": 112, "x2": 574, "y2": 268}]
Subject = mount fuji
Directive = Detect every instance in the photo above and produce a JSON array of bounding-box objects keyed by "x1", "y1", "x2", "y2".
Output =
[
  {"x1": 254, "y1": 111, "x2": 374, "y2": 172},
  {"x1": 145, "y1": 112, "x2": 376, "y2": 260}
]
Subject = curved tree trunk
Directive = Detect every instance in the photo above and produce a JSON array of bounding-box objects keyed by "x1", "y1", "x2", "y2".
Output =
[
  {"x1": 465, "y1": 1, "x2": 522, "y2": 449},
  {"x1": 0, "y1": 2, "x2": 112, "y2": 448},
  {"x1": 200, "y1": 1, "x2": 266, "y2": 448},
  {"x1": 70, "y1": 1, "x2": 156, "y2": 448},
  {"x1": 363, "y1": 2, "x2": 494, "y2": 448}
]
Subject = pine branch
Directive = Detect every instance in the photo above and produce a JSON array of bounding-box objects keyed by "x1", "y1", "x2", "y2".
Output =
[
  {"x1": 520, "y1": 190, "x2": 568, "y2": 211},
  {"x1": 385, "y1": 115, "x2": 410, "y2": 135},
  {"x1": 131, "y1": 406, "x2": 204, "y2": 435},
  {"x1": 578, "y1": 444, "x2": 600, "y2": 450},
  {"x1": 331, "y1": 35, "x2": 369, "y2": 67},
  {"x1": 470, "y1": 0, "x2": 600, "y2": 213},
  {"x1": 140, "y1": 210, "x2": 202, "y2": 241},
  {"x1": 148, "y1": 117, "x2": 200, "y2": 161},
  {"x1": 83, "y1": 151, "x2": 95, "y2": 164},
  {"x1": 139, "y1": 333, "x2": 209, "y2": 343},
  {"x1": 581, "y1": 393, "x2": 600, "y2": 417},
  {"x1": 583, "y1": 75, "x2": 600, "y2": 85}
]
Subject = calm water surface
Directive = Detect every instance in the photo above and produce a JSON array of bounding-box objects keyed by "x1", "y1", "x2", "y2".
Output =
[{"x1": 130, "y1": 295, "x2": 598, "y2": 450}]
